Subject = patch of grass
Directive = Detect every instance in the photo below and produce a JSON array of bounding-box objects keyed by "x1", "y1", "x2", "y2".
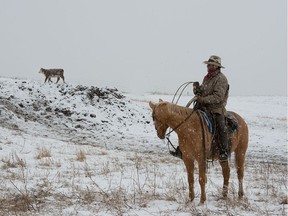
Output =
[
  {"x1": 280, "y1": 196, "x2": 288, "y2": 204},
  {"x1": 36, "y1": 147, "x2": 51, "y2": 159},
  {"x1": 1, "y1": 152, "x2": 26, "y2": 169},
  {"x1": 0, "y1": 194, "x2": 36, "y2": 213},
  {"x1": 38, "y1": 158, "x2": 54, "y2": 167},
  {"x1": 76, "y1": 149, "x2": 86, "y2": 161}
]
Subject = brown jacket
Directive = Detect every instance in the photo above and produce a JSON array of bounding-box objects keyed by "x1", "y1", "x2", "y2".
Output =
[{"x1": 200, "y1": 71, "x2": 229, "y2": 114}]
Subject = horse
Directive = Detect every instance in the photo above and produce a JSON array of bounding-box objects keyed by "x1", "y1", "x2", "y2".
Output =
[{"x1": 149, "y1": 99, "x2": 248, "y2": 204}]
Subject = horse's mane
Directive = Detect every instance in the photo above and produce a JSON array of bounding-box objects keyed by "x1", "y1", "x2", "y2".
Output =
[{"x1": 163, "y1": 101, "x2": 193, "y2": 116}]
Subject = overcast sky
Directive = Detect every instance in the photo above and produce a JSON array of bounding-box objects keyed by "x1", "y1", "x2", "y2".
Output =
[{"x1": 0, "y1": 0, "x2": 286, "y2": 95}]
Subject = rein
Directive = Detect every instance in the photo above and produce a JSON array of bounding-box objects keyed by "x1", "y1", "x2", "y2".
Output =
[
  {"x1": 165, "y1": 108, "x2": 196, "y2": 137},
  {"x1": 165, "y1": 81, "x2": 197, "y2": 152},
  {"x1": 165, "y1": 108, "x2": 196, "y2": 151},
  {"x1": 166, "y1": 108, "x2": 207, "y2": 173},
  {"x1": 196, "y1": 110, "x2": 207, "y2": 172}
]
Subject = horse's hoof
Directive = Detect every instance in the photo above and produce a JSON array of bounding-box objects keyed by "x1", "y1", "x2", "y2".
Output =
[
  {"x1": 185, "y1": 197, "x2": 194, "y2": 204},
  {"x1": 238, "y1": 192, "x2": 244, "y2": 198},
  {"x1": 199, "y1": 198, "x2": 206, "y2": 205},
  {"x1": 222, "y1": 186, "x2": 228, "y2": 198},
  {"x1": 198, "y1": 202, "x2": 204, "y2": 206}
]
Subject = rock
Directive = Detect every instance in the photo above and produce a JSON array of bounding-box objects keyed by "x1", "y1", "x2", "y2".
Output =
[{"x1": 90, "y1": 114, "x2": 96, "y2": 118}]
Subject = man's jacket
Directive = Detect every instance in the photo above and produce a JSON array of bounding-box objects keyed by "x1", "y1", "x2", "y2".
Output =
[{"x1": 200, "y1": 71, "x2": 229, "y2": 115}]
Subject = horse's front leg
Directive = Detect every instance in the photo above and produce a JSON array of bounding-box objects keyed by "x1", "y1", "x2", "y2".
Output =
[
  {"x1": 219, "y1": 160, "x2": 230, "y2": 197},
  {"x1": 183, "y1": 158, "x2": 195, "y2": 201}
]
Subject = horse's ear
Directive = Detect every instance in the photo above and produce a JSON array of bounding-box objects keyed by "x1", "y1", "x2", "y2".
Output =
[
  {"x1": 159, "y1": 99, "x2": 163, "y2": 102},
  {"x1": 149, "y1": 101, "x2": 155, "y2": 109}
]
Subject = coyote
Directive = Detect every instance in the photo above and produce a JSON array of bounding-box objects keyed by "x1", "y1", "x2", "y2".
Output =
[{"x1": 39, "y1": 68, "x2": 65, "y2": 83}]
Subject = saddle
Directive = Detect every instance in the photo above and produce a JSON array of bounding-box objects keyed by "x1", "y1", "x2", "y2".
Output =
[
  {"x1": 169, "y1": 110, "x2": 239, "y2": 160},
  {"x1": 199, "y1": 110, "x2": 239, "y2": 159},
  {"x1": 200, "y1": 111, "x2": 239, "y2": 133},
  {"x1": 226, "y1": 112, "x2": 239, "y2": 132}
]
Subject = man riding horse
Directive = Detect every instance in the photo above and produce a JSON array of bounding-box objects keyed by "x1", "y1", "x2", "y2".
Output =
[
  {"x1": 150, "y1": 56, "x2": 248, "y2": 202},
  {"x1": 172, "y1": 55, "x2": 229, "y2": 161}
]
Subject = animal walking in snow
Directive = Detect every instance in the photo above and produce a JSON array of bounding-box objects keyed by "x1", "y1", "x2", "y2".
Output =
[
  {"x1": 149, "y1": 100, "x2": 249, "y2": 204},
  {"x1": 39, "y1": 68, "x2": 65, "y2": 83}
]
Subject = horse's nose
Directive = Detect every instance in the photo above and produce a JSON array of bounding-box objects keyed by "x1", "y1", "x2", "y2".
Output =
[{"x1": 157, "y1": 132, "x2": 165, "y2": 139}]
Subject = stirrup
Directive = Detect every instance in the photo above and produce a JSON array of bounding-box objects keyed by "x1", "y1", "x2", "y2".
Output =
[
  {"x1": 169, "y1": 146, "x2": 182, "y2": 159},
  {"x1": 219, "y1": 153, "x2": 228, "y2": 162}
]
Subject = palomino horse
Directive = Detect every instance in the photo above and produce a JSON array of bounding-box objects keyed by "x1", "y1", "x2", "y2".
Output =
[{"x1": 149, "y1": 100, "x2": 248, "y2": 204}]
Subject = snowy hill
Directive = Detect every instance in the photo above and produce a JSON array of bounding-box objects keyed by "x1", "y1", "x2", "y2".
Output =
[
  {"x1": 0, "y1": 78, "x2": 155, "y2": 153},
  {"x1": 0, "y1": 77, "x2": 287, "y2": 216}
]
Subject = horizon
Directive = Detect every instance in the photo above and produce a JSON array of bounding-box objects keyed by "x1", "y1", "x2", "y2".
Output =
[{"x1": 1, "y1": 75, "x2": 287, "y2": 97}]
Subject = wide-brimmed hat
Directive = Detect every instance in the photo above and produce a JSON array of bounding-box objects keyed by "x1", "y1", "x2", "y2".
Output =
[{"x1": 203, "y1": 55, "x2": 225, "y2": 68}]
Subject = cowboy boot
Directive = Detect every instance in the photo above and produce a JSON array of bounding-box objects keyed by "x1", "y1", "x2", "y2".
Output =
[
  {"x1": 219, "y1": 142, "x2": 228, "y2": 161},
  {"x1": 218, "y1": 127, "x2": 229, "y2": 161},
  {"x1": 215, "y1": 114, "x2": 229, "y2": 161}
]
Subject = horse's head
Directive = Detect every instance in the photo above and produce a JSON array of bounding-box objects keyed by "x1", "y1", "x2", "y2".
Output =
[{"x1": 149, "y1": 99, "x2": 169, "y2": 139}]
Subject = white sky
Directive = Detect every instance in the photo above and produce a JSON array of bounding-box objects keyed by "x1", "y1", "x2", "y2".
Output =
[{"x1": 0, "y1": 0, "x2": 286, "y2": 95}]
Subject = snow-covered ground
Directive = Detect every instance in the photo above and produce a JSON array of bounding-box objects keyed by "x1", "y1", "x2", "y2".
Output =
[{"x1": 0, "y1": 77, "x2": 287, "y2": 216}]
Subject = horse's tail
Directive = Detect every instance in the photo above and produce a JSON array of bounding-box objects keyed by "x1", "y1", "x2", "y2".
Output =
[{"x1": 231, "y1": 112, "x2": 249, "y2": 169}]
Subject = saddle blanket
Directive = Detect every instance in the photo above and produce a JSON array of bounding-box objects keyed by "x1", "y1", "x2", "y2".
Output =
[
  {"x1": 200, "y1": 111, "x2": 239, "y2": 133},
  {"x1": 199, "y1": 111, "x2": 213, "y2": 133}
]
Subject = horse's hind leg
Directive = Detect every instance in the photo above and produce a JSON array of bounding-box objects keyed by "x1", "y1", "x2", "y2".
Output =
[
  {"x1": 235, "y1": 149, "x2": 246, "y2": 197},
  {"x1": 233, "y1": 114, "x2": 248, "y2": 198},
  {"x1": 219, "y1": 160, "x2": 230, "y2": 197}
]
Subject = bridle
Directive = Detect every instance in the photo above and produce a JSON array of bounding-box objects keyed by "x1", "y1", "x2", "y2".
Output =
[
  {"x1": 152, "y1": 104, "x2": 187, "y2": 151},
  {"x1": 164, "y1": 81, "x2": 201, "y2": 153},
  {"x1": 164, "y1": 106, "x2": 207, "y2": 170},
  {"x1": 152, "y1": 81, "x2": 201, "y2": 153},
  {"x1": 165, "y1": 108, "x2": 196, "y2": 151},
  {"x1": 166, "y1": 82, "x2": 197, "y2": 152},
  {"x1": 152, "y1": 82, "x2": 208, "y2": 172}
]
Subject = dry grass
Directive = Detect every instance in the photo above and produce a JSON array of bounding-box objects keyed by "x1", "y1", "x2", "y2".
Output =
[
  {"x1": 281, "y1": 197, "x2": 288, "y2": 205},
  {"x1": 258, "y1": 115, "x2": 287, "y2": 122},
  {"x1": 0, "y1": 194, "x2": 36, "y2": 213},
  {"x1": 0, "y1": 170, "x2": 52, "y2": 214},
  {"x1": 38, "y1": 158, "x2": 54, "y2": 167},
  {"x1": 1, "y1": 152, "x2": 26, "y2": 169},
  {"x1": 130, "y1": 98, "x2": 150, "y2": 103},
  {"x1": 36, "y1": 147, "x2": 51, "y2": 159},
  {"x1": 0, "y1": 149, "x2": 287, "y2": 216},
  {"x1": 76, "y1": 149, "x2": 86, "y2": 161}
]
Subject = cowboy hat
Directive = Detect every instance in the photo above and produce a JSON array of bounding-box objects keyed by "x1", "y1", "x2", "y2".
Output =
[{"x1": 203, "y1": 55, "x2": 225, "y2": 68}]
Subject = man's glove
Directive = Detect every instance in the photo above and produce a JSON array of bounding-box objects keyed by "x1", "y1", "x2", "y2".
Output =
[
  {"x1": 193, "y1": 82, "x2": 203, "y2": 95},
  {"x1": 195, "y1": 96, "x2": 204, "y2": 104}
]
